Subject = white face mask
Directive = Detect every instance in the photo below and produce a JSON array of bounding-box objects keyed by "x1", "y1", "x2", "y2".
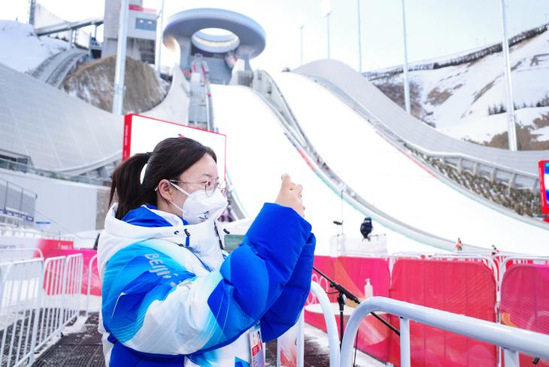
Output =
[{"x1": 169, "y1": 182, "x2": 228, "y2": 224}]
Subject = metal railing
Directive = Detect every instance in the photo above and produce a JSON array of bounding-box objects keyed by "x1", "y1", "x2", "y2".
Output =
[
  {"x1": 309, "y1": 282, "x2": 340, "y2": 367},
  {"x1": 275, "y1": 282, "x2": 340, "y2": 367},
  {"x1": 62, "y1": 255, "x2": 83, "y2": 328},
  {"x1": 0, "y1": 248, "x2": 43, "y2": 263},
  {"x1": 0, "y1": 178, "x2": 36, "y2": 227},
  {"x1": 85, "y1": 254, "x2": 98, "y2": 319},
  {"x1": 0, "y1": 254, "x2": 83, "y2": 366},
  {"x1": 0, "y1": 259, "x2": 43, "y2": 367},
  {"x1": 340, "y1": 296, "x2": 549, "y2": 367},
  {"x1": 0, "y1": 158, "x2": 110, "y2": 187}
]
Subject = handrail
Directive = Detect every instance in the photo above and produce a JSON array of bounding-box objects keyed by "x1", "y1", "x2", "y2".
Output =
[
  {"x1": 341, "y1": 297, "x2": 549, "y2": 366},
  {"x1": 52, "y1": 150, "x2": 121, "y2": 176},
  {"x1": 0, "y1": 247, "x2": 44, "y2": 262},
  {"x1": 309, "y1": 282, "x2": 341, "y2": 367},
  {"x1": 0, "y1": 157, "x2": 110, "y2": 186}
]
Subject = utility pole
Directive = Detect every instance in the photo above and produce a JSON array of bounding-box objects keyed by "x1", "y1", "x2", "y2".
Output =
[
  {"x1": 155, "y1": 0, "x2": 165, "y2": 76},
  {"x1": 300, "y1": 24, "x2": 304, "y2": 66},
  {"x1": 322, "y1": 0, "x2": 332, "y2": 59},
  {"x1": 112, "y1": 0, "x2": 130, "y2": 115},
  {"x1": 401, "y1": 0, "x2": 411, "y2": 114},
  {"x1": 326, "y1": 11, "x2": 332, "y2": 59},
  {"x1": 499, "y1": 0, "x2": 518, "y2": 151},
  {"x1": 357, "y1": 0, "x2": 362, "y2": 72},
  {"x1": 28, "y1": 0, "x2": 36, "y2": 25}
]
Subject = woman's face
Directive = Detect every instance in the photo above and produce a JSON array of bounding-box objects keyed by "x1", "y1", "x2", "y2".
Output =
[
  {"x1": 157, "y1": 153, "x2": 219, "y2": 216},
  {"x1": 175, "y1": 153, "x2": 219, "y2": 204}
]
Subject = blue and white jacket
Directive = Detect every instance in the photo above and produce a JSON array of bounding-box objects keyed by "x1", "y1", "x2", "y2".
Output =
[{"x1": 98, "y1": 202, "x2": 316, "y2": 366}]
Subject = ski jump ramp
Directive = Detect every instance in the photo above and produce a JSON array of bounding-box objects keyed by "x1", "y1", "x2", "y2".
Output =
[
  {"x1": 210, "y1": 84, "x2": 436, "y2": 256},
  {"x1": 269, "y1": 70, "x2": 549, "y2": 255},
  {"x1": 210, "y1": 67, "x2": 548, "y2": 256},
  {"x1": 295, "y1": 59, "x2": 547, "y2": 188}
]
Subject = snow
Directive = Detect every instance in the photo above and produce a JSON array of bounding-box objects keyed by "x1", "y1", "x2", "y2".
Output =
[
  {"x1": 441, "y1": 106, "x2": 549, "y2": 142},
  {"x1": 0, "y1": 20, "x2": 68, "y2": 73},
  {"x1": 270, "y1": 71, "x2": 549, "y2": 255},
  {"x1": 301, "y1": 323, "x2": 385, "y2": 367},
  {"x1": 211, "y1": 84, "x2": 440, "y2": 256},
  {"x1": 375, "y1": 28, "x2": 549, "y2": 143}
]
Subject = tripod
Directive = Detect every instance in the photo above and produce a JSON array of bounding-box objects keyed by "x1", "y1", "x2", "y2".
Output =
[{"x1": 312, "y1": 266, "x2": 400, "y2": 346}]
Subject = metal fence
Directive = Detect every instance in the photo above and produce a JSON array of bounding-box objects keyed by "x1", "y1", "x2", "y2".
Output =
[
  {"x1": 85, "y1": 254, "x2": 98, "y2": 319},
  {"x1": 340, "y1": 297, "x2": 549, "y2": 366},
  {"x1": 0, "y1": 254, "x2": 83, "y2": 367},
  {"x1": 0, "y1": 259, "x2": 43, "y2": 367},
  {"x1": 0, "y1": 178, "x2": 37, "y2": 228},
  {"x1": 0, "y1": 248, "x2": 43, "y2": 262}
]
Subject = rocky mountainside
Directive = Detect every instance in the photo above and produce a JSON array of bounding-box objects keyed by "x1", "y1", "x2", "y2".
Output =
[{"x1": 62, "y1": 55, "x2": 169, "y2": 115}]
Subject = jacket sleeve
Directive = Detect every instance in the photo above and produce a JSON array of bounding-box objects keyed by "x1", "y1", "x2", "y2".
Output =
[
  {"x1": 259, "y1": 233, "x2": 316, "y2": 341},
  {"x1": 101, "y1": 203, "x2": 312, "y2": 356}
]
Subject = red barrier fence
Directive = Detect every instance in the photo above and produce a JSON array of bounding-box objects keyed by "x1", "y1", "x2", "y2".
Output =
[
  {"x1": 500, "y1": 263, "x2": 549, "y2": 366},
  {"x1": 308, "y1": 254, "x2": 509, "y2": 366},
  {"x1": 389, "y1": 258, "x2": 497, "y2": 366}
]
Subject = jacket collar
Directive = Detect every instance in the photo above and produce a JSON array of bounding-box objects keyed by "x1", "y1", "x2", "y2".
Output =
[{"x1": 98, "y1": 204, "x2": 225, "y2": 277}]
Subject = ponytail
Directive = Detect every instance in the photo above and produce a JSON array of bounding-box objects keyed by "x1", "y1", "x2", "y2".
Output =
[{"x1": 109, "y1": 152, "x2": 150, "y2": 219}]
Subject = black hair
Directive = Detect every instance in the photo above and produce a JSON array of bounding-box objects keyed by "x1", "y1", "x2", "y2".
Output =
[{"x1": 109, "y1": 137, "x2": 217, "y2": 219}]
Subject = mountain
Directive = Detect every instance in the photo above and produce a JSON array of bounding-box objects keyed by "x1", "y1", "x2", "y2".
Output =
[{"x1": 367, "y1": 24, "x2": 549, "y2": 150}]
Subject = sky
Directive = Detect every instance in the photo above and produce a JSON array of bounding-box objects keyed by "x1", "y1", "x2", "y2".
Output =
[{"x1": 2, "y1": 0, "x2": 548, "y2": 72}]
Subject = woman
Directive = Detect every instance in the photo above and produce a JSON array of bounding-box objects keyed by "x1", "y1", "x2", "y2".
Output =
[{"x1": 98, "y1": 137, "x2": 316, "y2": 366}]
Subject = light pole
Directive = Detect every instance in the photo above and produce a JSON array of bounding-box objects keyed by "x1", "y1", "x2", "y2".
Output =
[
  {"x1": 325, "y1": 11, "x2": 332, "y2": 59},
  {"x1": 155, "y1": 0, "x2": 165, "y2": 76},
  {"x1": 499, "y1": 0, "x2": 518, "y2": 151},
  {"x1": 357, "y1": 0, "x2": 362, "y2": 72},
  {"x1": 322, "y1": 0, "x2": 332, "y2": 59},
  {"x1": 112, "y1": 0, "x2": 130, "y2": 115},
  {"x1": 300, "y1": 24, "x2": 304, "y2": 66},
  {"x1": 400, "y1": 0, "x2": 411, "y2": 115},
  {"x1": 28, "y1": 0, "x2": 36, "y2": 25}
]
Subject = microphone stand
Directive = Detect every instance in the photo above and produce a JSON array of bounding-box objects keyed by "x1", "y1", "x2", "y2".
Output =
[{"x1": 313, "y1": 266, "x2": 400, "y2": 346}]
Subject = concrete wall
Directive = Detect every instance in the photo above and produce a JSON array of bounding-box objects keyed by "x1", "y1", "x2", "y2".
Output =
[
  {"x1": 102, "y1": 0, "x2": 156, "y2": 62},
  {"x1": 0, "y1": 168, "x2": 109, "y2": 234}
]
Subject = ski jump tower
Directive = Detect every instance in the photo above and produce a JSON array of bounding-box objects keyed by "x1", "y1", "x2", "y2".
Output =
[{"x1": 163, "y1": 8, "x2": 266, "y2": 85}]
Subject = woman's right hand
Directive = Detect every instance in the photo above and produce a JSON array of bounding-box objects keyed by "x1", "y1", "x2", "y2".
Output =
[{"x1": 275, "y1": 174, "x2": 305, "y2": 217}]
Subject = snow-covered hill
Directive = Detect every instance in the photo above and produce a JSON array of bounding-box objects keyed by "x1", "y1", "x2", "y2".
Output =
[
  {"x1": 0, "y1": 21, "x2": 68, "y2": 73},
  {"x1": 368, "y1": 25, "x2": 549, "y2": 150}
]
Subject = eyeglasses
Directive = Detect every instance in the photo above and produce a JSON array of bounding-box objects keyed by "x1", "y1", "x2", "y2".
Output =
[{"x1": 169, "y1": 178, "x2": 226, "y2": 197}]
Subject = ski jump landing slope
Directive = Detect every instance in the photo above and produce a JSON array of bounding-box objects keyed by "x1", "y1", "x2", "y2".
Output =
[
  {"x1": 270, "y1": 72, "x2": 549, "y2": 256},
  {"x1": 210, "y1": 84, "x2": 441, "y2": 256}
]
